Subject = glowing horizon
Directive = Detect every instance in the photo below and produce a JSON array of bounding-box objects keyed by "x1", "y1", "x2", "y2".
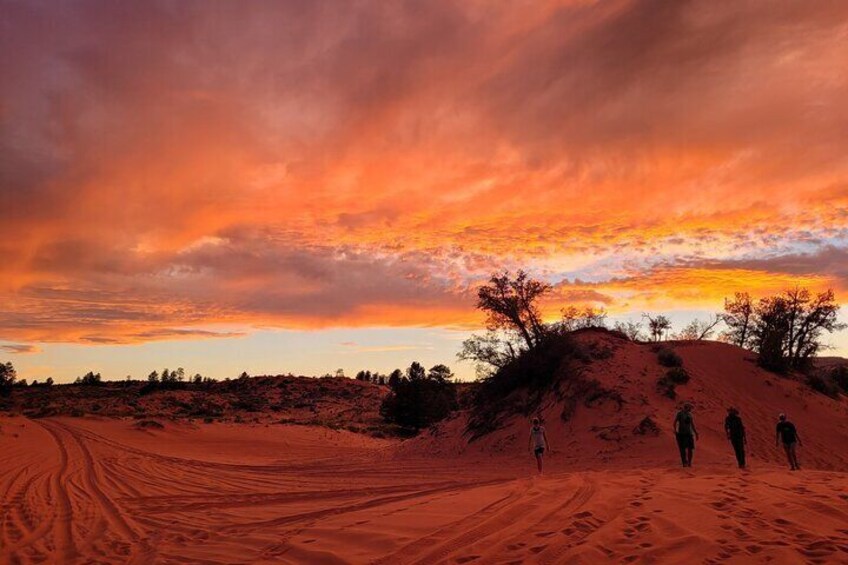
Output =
[{"x1": 2, "y1": 1, "x2": 847, "y2": 382}]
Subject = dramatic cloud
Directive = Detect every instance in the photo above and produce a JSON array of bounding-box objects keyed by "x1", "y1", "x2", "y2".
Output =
[{"x1": 1, "y1": 0, "x2": 847, "y2": 346}]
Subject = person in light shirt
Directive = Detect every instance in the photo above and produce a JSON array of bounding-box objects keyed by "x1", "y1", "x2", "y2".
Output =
[{"x1": 528, "y1": 417, "x2": 550, "y2": 474}]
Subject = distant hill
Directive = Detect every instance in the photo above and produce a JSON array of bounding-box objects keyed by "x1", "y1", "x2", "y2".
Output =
[
  {"x1": 404, "y1": 330, "x2": 848, "y2": 471},
  {"x1": 0, "y1": 375, "x2": 393, "y2": 436}
]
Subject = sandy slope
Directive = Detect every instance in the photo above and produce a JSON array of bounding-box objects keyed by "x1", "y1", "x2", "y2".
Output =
[
  {"x1": 406, "y1": 335, "x2": 848, "y2": 472},
  {"x1": 1, "y1": 416, "x2": 847, "y2": 564}
]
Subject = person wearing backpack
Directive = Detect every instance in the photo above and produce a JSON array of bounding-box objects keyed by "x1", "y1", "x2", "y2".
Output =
[{"x1": 673, "y1": 403, "x2": 699, "y2": 467}]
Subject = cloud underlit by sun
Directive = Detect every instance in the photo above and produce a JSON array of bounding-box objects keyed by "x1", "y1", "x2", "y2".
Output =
[{"x1": 1, "y1": 0, "x2": 847, "y2": 352}]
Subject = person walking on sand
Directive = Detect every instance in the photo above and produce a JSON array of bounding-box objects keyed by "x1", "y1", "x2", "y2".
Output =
[
  {"x1": 673, "y1": 403, "x2": 699, "y2": 467},
  {"x1": 529, "y1": 417, "x2": 549, "y2": 474},
  {"x1": 776, "y1": 413, "x2": 802, "y2": 471},
  {"x1": 724, "y1": 407, "x2": 747, "y2": 469}
]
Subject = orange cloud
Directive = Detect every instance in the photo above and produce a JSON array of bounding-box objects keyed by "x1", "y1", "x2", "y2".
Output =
[{"x1": 1, "y1": 1, "x2": 847, "y2": 345}]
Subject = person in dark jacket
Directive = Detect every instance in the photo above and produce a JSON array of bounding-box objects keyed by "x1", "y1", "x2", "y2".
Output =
[
  {"x1": 724, "y1": 407, "x2": 747, "y2": 469},
  {"x1": 775, "y1": 413, "x2": 802, "y2": 471}
]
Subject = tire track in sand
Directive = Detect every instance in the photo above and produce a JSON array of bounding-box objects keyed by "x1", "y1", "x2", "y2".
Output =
[
  {"x1": 35, "y1": 419, "x2": 156, "y2": 564},
  {"x1": 372, "y1": 475, "x2": 597, "y2": 565},
  {"x1": 35, "y1": 420, "x2": 78, "y2": 563}
]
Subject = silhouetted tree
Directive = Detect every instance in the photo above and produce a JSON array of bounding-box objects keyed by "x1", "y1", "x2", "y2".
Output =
[
  {"x1": 355, "y1": 370, "x2": 373, "y2": 382},
  {"x1": 458, "y1": 331, "x2": 519, "y2": 377},
  {"x1": 751, "y1": 288, "x2": 844, "y2": 372},
  {"x1": 676, "y1": 315, "x2": 722, "y2": 341},
  {"x1": 388, "y1": 369, "x2": 403, "y2": 389},
  {"x1": 643, "y1": 314, "x2": 672, "y2": 342},
  {"x1": 477, "y1": 270, "x2": 550, "y2": 350},
  {"x1": 722, "y1": 292, "x2": 754, "y2": 348},
  {"x1": 147, "y1": 371, "x2": 159, "y2": 383},
  {"x1": 613, "y1": 320, "x2": 644, "y2": 341},
  {"x1": 407, "y1": 362, "x2": 425, "y2": 381},
  {"x1": 427, "y1": 364, "x2": 454, "y2": 382},
  {"x1": 0, "y1": 362, "x2": 16, "y2": 396},
  {"x1": 559, "y1": 306, "x2": 608, "y2": 331}
]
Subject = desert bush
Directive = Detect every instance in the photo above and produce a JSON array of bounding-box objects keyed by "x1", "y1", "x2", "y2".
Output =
[
  {"x1": 467, "y1": 333, "x2": 587, "y2": 437},
  {"x1": 557, "y1": 378, "x2": 624, "y2": 424},
  {"x1": 656, "y1": 367, "x2": 690, "y2": 398},
  {"x1": 657, "y1": 347, "x2": 683, "y2": 368},
  {"x1": 665, "y1": 367, "x2": 690, "y2": 384},
  {"x1": 656, "y1": 376, "x2": 677, "y2": 399},
  {"x1": 613, "y1": 321, "x2": 644, "y2": 341},
  {"x1": 232, "y1": 394, "x2": 265, "y2": 412},
  {"x1": 806, "y1": 374, "x2": 840, "y2": 399},
  {"x1": 189, "y1": 397, "x2": 225, "y2": 419},
  {"x1": 633, "y1": 416, "x2": 661, "y2": 436},
  {"x1": 832, "y1": 366, "x2": 848, "y2": 394}
]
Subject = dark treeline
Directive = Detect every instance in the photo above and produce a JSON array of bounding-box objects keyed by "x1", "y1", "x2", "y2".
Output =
[
  {"x1": 379, "y1": 362, "x2": 457, "y2": 432},
  {"x1": 722, "y1": 289, "x2": 844, "y2": 372}
]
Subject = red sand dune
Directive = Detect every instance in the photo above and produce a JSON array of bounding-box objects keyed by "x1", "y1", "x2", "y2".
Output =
[{"x1": 2, "y1": 335, "x2": 847, "y2": 564}]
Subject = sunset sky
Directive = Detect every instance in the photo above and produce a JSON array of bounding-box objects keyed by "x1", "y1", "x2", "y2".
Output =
[{"x1": 2, "y1": 0, "x2": 848, "y2": 382}]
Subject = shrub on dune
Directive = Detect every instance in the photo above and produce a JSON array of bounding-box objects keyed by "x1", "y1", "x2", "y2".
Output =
[{"x1": 657, "y1": 348, "x2": 683, "y2": 368}]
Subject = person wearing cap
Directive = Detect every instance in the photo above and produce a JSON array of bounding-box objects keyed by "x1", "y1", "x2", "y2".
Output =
[
  {"x1": 775, "y1": 413, "x2": 802, "y2": 471},
  {"x1": 724, "y1": 407, "x2": 747, "y2": 469},
  {"x1": 673, "y1": 403, "x2": 699, "y2": 467}
]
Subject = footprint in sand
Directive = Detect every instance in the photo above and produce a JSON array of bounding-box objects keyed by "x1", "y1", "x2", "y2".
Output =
[
  {"x1": 762, "y1": 540, "x2": 790, "y2": 547},
  {"x1": 775, "y1": 518, "x2": 793, "y2": 526},
  {"x1": 535, "y1": 531, "x2": 555, "y2": 538},
  {"x1": 455, "y1": 555, "x2": 480, "y2": 563}
]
